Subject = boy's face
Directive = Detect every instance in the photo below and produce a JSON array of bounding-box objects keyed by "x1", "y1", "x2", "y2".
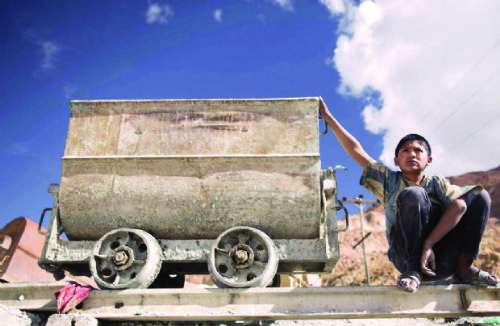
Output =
[{"x1": 394, "y1": 140, "x2": 432, "y2": 174}]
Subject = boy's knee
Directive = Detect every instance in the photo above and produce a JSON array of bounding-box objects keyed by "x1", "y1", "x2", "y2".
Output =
[
  {"x1": 397, "y1": 187, "x2": 429, "y2": 210},
  {"x1": 475, "y1": 189, "x2": 491, "y2": 207},
  {"x1": 468, "y1": 189, "x2": 491, "y2": 214},
  {"x1": 396, "y1": 187, "x2": 432, "y2": 224}
]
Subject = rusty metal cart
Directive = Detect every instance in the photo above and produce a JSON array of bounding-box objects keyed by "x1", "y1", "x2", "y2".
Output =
[{"x1": 38, "y1": 97, "x2": 347, "y2": 289}]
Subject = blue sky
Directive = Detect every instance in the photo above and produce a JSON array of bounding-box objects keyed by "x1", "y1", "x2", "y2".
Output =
[{"x1": 2, "y1": 0, "x2": 500, "y2": 228}]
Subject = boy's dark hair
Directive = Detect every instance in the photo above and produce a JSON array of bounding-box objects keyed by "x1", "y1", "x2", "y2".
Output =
[{"x1": 395, "y1": 134, "x2": 432, "y2": 157}]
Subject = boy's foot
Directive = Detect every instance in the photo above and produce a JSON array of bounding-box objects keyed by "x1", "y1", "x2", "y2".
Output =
[
  {"x1": 397, "y1": 271, "x2": 421, "y2": 293},
  {"x1": 454, "y1": 267, "x2": 500, "y2": 286}
]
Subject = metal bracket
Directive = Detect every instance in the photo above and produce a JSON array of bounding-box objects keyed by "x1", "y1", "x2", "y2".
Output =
[
  {"x1": 38, "y1": 208, "x2": 52, "y2": 235},
  {"x1": 332, "y1": 200, "x2": 349, "y2": 232},
  {"x1": 319, "y1": 118, "x2": 328, "y2": 136}
]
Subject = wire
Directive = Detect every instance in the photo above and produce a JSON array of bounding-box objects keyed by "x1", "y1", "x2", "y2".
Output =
[
  {"x1": 420, "y1": 36, "x2": 500, "y2": 122},
  {"x1": 450, "y1": 110, "x2": 500, "y2": 151},
  {"x1": 432, "y1": 68, "x2": 500, "y2": 130}
]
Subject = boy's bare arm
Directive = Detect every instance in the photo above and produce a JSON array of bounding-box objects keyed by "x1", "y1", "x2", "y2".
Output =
[
  {"x1": 420, "y1": 197, "x2": 468, "y2": 276},
  {"x1": 319, "y1": 97, "x2": 373, "y2": 169}
]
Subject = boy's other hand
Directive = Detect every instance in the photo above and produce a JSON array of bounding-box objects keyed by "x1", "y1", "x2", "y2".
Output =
[{"x1": 421, "y1": 245, "x2": 436, "y2": 276}]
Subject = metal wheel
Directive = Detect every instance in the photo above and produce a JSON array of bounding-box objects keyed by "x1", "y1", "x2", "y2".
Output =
[
  {"x1": 90, "y1": 228, "x2": 162, "y2": 289},
  {"x1": 208, "y1": 226, "x2": 278, "y2": 288}
]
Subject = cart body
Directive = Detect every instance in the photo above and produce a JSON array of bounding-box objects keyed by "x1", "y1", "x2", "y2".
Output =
[{"x1": 39, "y1": 98, "x2": 342, "y2": 289}]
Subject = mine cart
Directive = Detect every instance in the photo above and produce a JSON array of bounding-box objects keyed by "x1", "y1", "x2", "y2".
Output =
[{"x1": 38, "y1": 97, "x2": 347, "y2": 289}]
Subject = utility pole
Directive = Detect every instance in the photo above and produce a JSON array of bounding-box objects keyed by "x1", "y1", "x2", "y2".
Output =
[{"x1": 342, "y1": 195, "x2": 378, "y2": 286}]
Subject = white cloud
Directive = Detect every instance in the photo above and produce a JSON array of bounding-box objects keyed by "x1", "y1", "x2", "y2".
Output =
[
  {"x1": 269, "y1": 0, "x2": 294, "y2": 12},
  {"x1": 22, "y1": 29, "x2": 61, "y2": 72},
  {"x1": 331, "y1": 0, "x2": 500, "y2": 176},
  {"x1": 318, "y1": 0, "x2": 347, "y2": 15},
  {"x1": 146, "y1": 3, "x2": 175, "y2": 24},
  {"x1": 39, "y1": 40, "x2": 60, "y2": 71},
  {"x1": 213, "y1": 9, "x2": 223, "y2": 23}
]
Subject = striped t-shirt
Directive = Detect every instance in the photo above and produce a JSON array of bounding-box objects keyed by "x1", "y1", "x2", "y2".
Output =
[{"x1": 360, "y1": 161, "x2": 481, "y2": 245}]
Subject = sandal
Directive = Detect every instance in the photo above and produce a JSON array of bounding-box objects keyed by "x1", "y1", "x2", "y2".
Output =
[
  {"x1": 397, "y1": 271, "x2": 421, "y2": 293},
  {"x1": 454, "y1": 267, "x2": 500, "y2": 286}
]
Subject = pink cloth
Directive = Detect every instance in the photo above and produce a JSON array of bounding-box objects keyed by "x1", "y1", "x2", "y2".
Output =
[{"x1": 53, "y1": 281, "x2": 95, "y2": 314}]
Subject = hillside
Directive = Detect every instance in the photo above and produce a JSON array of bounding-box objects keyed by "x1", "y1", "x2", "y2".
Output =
[
  {"x1": 448, "y1": 165, "x2": 500, "y2": 218},
  {"x1": 322, "y1": 166, "x2": 500, "y2": 287}
]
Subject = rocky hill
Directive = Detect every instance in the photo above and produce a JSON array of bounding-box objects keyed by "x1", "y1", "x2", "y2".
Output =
[
  {"x1": 322, "y1": 166, "x2": 500, "y2": 287},
  {"x1": 448, "y1": 165, "x2": 500, "y2": 218}
]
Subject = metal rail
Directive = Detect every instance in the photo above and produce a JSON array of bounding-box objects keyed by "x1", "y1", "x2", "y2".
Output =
[{"x1": 0, "y1": 282, "x2": 499, "y2": 321}]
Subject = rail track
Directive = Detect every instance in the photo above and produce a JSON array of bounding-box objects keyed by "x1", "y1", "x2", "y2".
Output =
[{"x1": 0, "y1": 282, "x2": 499, "y2": 323}]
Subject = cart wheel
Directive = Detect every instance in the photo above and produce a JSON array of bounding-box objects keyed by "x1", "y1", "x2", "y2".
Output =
[
  {"x1": 208, "y1": 226, "x2": 278, "y2": 288},
  {"x1": 90, "y1": 228, "x2": 162, "y2": 289}
]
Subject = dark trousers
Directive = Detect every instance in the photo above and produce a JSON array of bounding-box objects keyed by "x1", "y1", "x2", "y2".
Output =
[{"x1": 390, "y1": 186, "x2": 490, "y2": 281}]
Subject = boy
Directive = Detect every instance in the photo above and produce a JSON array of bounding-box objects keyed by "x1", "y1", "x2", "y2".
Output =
[{"x1": 319, "y1": 98, "x2": 499, "y2": 293}]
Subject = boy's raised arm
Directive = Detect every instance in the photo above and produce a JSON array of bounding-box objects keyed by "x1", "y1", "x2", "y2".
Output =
[{"x1": 319, "y1": 97, "x2": 374, "y2": 170}]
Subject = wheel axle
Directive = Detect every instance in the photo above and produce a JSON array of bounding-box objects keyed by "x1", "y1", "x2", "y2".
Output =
[
  {"x1": 112, "y1": 246, "x2": 134, "y2": 271},
  {"x1": 229, "y1": 244, "x2": 254, "y2": 269}
]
